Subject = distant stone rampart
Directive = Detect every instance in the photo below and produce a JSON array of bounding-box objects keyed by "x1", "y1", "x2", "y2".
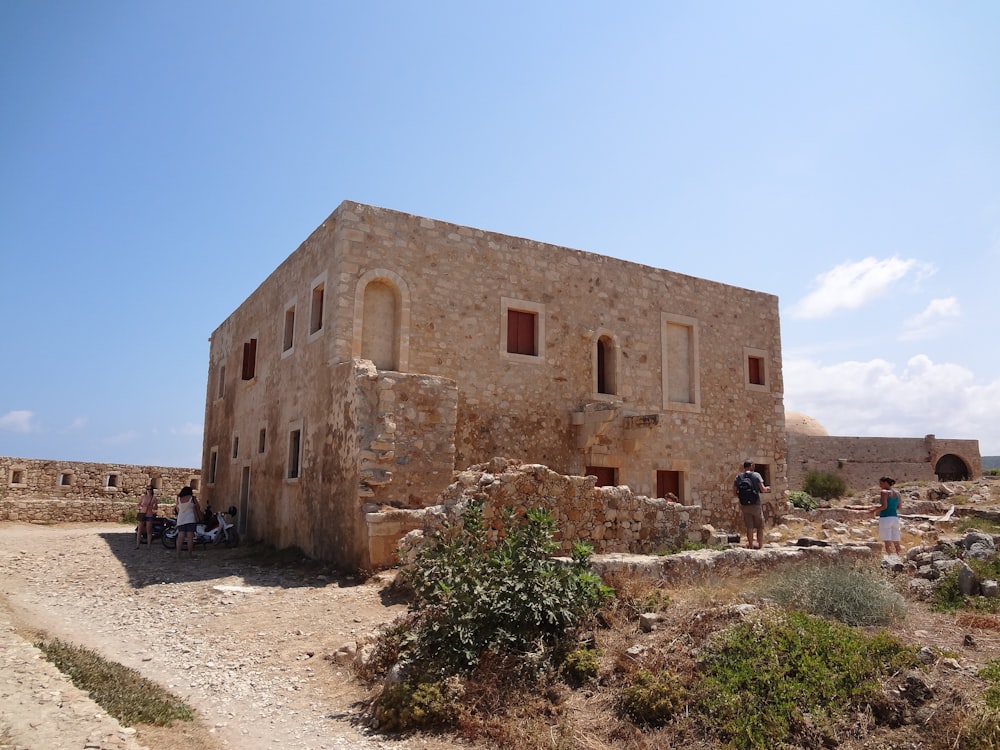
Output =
[{"x1": 0, "y1": 456, "x2": 200, "y2": 523}]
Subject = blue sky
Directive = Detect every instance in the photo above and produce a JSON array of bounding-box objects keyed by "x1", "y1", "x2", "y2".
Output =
[{"x1": 2, "y1": 0, "x2": 999, "y2": 468}]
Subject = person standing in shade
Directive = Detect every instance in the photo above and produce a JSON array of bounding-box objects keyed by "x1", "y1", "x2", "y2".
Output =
[
  {"x1": 874, "y1": 476, "x2": 903, "y2": 555},
  {"x1": 733, "y1": 460, "x2": 770, "y2": 549},
  {"x1": 174, "y1": 486, "x2": 200, "y2": 559},
  {"x1": 135, "y1": 485, "x2": 157, "y2": 550}
]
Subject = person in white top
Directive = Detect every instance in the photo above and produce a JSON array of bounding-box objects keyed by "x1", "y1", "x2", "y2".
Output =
[{"x1": 174, "y1": 486, "x2": 201, "y2": 559}]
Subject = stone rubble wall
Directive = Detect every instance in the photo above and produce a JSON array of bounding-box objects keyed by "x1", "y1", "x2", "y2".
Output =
[
  {"x1": 366, "y1": 457, "x2": 709, "y2": 569},
  {"x1": 0, "y1": 456, "x2": 200, "y2": 522}
]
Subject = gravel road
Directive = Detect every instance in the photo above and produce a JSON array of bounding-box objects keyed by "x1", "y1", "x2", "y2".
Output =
[{"x1": 0, "y1": 522, "x2": 457, "y2": 750}]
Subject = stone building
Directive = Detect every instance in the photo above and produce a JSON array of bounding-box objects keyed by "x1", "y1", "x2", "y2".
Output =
[
  {"x1": 201, "y1": 201, "x2": 786, "y2": 570},
  {"x1": 784, "y1": 412, "x2": 982, "y2": 490}
]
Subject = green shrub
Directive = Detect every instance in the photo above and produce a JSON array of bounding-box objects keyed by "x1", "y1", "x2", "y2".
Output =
[
  {"x1": 389, "y1": 498, "x2": 613, "y2": 680},
  {"x1": 561, "y1": 645, "x2": 601, "y2": 687},
  {"x1": 619, "y1": 669, "x2": 687, "y2": 726},
  {"x1": 757, "y1": 562, "x2": 905, "y2": 626},
  {"x1": 787, "y1": 491, "x2": 817, "y2": 511},
  {"x1": 802, "y1": 471, "x2": 847, "y2": 501},
  {"x1": 374, "y1": 680, "x2": 459, "y2": 731},
  {"x1": 121, "y1": 506, "x2": 138, "y2": 524},
  {"x1": 695, "y1": 610, "x2": 917, "y2": 749},
  {"x1": 934, "y1": 557, "x2": 1000, "y2": 614}
]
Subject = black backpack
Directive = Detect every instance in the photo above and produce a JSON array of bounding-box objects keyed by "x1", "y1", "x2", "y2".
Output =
[{"x1": 736, "y1": 472, "x2": 759, "y2": 505}]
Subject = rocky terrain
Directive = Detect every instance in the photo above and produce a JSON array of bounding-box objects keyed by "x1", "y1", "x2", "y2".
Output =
[{"x1": 2, "y1": 477, "x2": 1000, "y2": 750}]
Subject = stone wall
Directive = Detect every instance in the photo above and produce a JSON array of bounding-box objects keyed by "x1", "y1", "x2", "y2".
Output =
[
  {"x1": 786, "y1": 434, "x2": 983, "y2": 491},
  {"x1": 364, "y1": 458, "x2": 709, "y2": 569},
  {"x1": 0, "y1": 456, "x2": 201, "y2": 523}
]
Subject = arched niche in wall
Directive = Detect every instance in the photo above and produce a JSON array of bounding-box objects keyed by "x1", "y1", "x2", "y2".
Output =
[
  {"x1": 353, "y1": 269, "x2": 411, "y2": 372},
  {"x1": 935, "y1": 453, "x2": 971, "y2": 482}
]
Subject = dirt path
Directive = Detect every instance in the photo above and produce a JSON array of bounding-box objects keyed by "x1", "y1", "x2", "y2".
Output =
[{"x1": 0, "y1": 522, "x2": 455, "y2": 750}]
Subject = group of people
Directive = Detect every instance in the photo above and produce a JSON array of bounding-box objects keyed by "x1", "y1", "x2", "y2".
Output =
[
  {"x1": 134, "y1": 484, "x2": 202, "y2": 558},
  {"x1": 732, "y1": 461, "x2": 903, "y2": 554}
]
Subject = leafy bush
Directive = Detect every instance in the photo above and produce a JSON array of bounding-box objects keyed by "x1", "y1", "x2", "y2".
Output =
[
  {"x1": 619, "y1": 669, "x2": 687, "y2": 726},
  {"x1": 802, "y1": 471, "x2": 847, "y2": 501},
  {"x1": 757, "y1": 562, "x2": 905, "y2": 626},
  {"x1": 366, "y1": 499, "x2": 613, "y2": 730},
  {"x1": 787, "y1": 491, "x2": 817, "y2": 511},
  {"x1": 383, "y1": 498, "x2": 613, "y2": 682},
  {"x1": 695, "y1": 610, "x2": 917, "y2": 749}
]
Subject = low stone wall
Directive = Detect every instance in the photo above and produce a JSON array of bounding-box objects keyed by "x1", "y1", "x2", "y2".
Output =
[
  {"x1": 0, "y1": 497, "x2": 136, "y2": 524},
  {"x1": 786, "y1": 434, "x2": 982, "y2": 490},
  {"x1": 365, "y1": 457, "x2": 708, "y2": 569}
]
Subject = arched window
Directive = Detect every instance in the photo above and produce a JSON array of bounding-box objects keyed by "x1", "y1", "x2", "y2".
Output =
[{"x1": 596, "y1": 334, "x2": 617, "y2": 395}]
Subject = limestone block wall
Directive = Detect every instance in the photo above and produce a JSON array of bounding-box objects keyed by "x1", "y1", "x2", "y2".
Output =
[
  {"x1": 355, "y1": 363, "x2": 458, "y2": 509},
  {"x1": 786, "y1": 434, "x2": 983, "y2": 492},
  {"x1": 365, "y1": 458, "x2": 708, "y2": 569},
  {"x1": 0, "y1": 456, "x2": 201, "y2": 522}
]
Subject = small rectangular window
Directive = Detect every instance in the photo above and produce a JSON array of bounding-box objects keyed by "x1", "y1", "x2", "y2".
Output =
[
  {"x1": 656, "y1": 470, "x2": 681, "y2": 501},
  {"x1": 283, "y1": 306, "x2": 296, "y2": 353},
  {"x1": 208, "y1": 447, "x2": 219, "y2": 484},
  {"x1": 585, "y1": 466, "x2": 617, "y2": 487},
  {"x1": 106, "y1": 473, "x2": 120, "y2": 488},
  {"x1": 287, "y1": 428, "x2": 302, "y2": 479},
  {"x1": 232, "y1": 435, "x2": 240, "y2": 459},
  {"x1": 11, "y1": 468, "x2": 25, "y2": 485},
  {"x1": 310, "y1": 283, "x2": 325, "y2": 334},
  {"x1": 241, "y1": 338, "x2": 258, "y2": 380},
  {"x1": 217, "y1": 365, "x2": 226, "y2": 399},
  {"x1": 507, "y1": 309, "x2": 536, "y2": 355},
  {"x1": 59, "y1": 472, "x2": 74, "y2": 486},
  {"x1": 743, "y1": 347, "x2": 769, "y2": 391},
  {"x1": 258, "y1": 427, "x2": 266, "y2": 454}
]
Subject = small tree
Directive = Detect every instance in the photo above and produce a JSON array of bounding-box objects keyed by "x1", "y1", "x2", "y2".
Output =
[
  {"x1": 395, "y1": 497, "x2": 613, "y2": 678},
  {"x1": 802, "y1": 470, "x2": 847, "y2": 501}
]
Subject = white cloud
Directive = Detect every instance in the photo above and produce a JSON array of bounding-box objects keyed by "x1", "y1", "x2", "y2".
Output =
[
  {"x1": 789, "y1": 257, "x2": 935, "y2": 320},
  {"x1": 784, "y1": 354, "x2": 1000, "y2": 455},
  {"x1": 900, "y1": 297, "x2": 961, "y2": 341},
  {"x1": 0, "y1": 410, "x2": 35, "y2": 433}
]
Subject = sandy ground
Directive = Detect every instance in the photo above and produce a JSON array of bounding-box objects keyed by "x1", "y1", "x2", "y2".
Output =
[{"x1": 0, "y1": 522, "x2": 459, "y2": 750}]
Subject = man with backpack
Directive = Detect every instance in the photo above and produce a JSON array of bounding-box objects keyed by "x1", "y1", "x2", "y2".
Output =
[{"x1": 733, "y1": 460, "x2": 771, "y2": 549}]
